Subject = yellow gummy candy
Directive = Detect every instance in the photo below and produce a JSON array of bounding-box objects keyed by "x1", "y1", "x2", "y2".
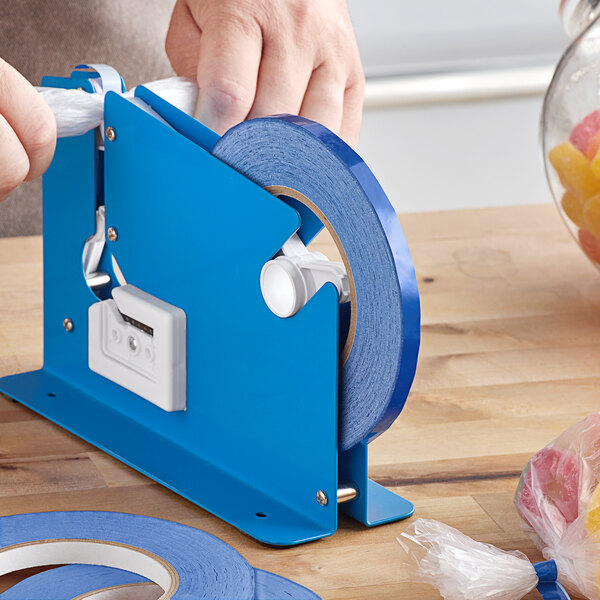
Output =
[
  {"x1": 549, "y1": 142, "x2": 600, "y2": 201},
  {"x1": 586, "y1": 484, "x2": 600, "y2": 595},
  {"x1": 561, "y1": 191, "x2": 586, "y2": 228},
  {"x1": 592, "y1": 146, "x2": 600, "y2": 179},
  {"x1": 586, "y1": 483, "x2": 600, "y2": 534},
  {"x1": 584, "y1": 194, "x2": 600, "y2": 238}
]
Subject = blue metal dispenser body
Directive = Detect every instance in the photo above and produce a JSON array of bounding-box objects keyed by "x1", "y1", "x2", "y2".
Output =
[{"x1": 0, "y1": 66, "x2": 416, "y2": 545}]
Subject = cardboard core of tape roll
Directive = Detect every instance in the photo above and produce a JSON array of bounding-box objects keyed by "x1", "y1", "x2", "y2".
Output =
[
  {"x1": 78, "y1": 582, "x2": 161, "y2": 600},
  {"x1": 0, "y1": 540, "x2": 178, "y2": 599},
  {"x1": 265, "y1": 185, "x2": 357, "y2": 364}
]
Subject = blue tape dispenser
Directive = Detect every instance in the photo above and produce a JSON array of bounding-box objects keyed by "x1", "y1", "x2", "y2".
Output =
[{"x1": 0, "y1": 65, "x2": 421, "y2": 545}]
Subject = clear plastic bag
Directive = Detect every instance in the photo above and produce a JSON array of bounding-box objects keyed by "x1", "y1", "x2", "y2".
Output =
[
  {"x1": 397, "y1": 413, "x2": 600, "y2": 600},
  {"x1": 514, "y1": 413, "x2": 600, "y2": 599},
  {"x1": 37, "y1": 77, "x2": 199, "y2": 138},
  {"x1": 397, "y1": 519, "x2": 538, "y2": 600}
]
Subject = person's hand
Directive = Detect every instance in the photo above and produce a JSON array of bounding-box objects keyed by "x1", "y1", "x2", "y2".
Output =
[
  {"x1": 165, "y1": 0, "x2": 365, "y2": 146},
  {"x1": 0, "y1": 59, "x2": 56, "y2": 202}
]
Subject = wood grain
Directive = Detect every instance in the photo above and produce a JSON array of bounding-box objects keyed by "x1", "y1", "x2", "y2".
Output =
[{"x1": 0, "y1": 205, "x2": 594, "y2": 598}]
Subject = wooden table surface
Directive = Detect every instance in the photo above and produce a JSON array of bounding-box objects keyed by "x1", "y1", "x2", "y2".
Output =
[{"x1": 1, "y1": 203, "x2": 598, "y2": 599}]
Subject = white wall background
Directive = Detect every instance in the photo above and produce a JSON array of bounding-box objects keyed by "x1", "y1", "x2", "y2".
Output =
[{"x1": 348, "y1": 0, "x2": 570, "y2": 213}]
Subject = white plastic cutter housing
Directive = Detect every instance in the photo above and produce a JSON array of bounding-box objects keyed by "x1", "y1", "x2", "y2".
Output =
[{"x1": 89, "y1": 284, "x2": 187, "y2": 411}]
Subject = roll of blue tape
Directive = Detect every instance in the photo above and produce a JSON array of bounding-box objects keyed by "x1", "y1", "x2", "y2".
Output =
[
  {"x1": 0, "y1": 511, "x2": 255, "y2": 599},
  {"x1": 0, "y1": 512, "x2": 320, "y2": 600},
  {"x1": 0, "y1": 566, "x2": 319, "y2": 600},
  {"x1": 254, "y1": 569, "x2": 319, "y2": 599},
  {"x1": 212, "y1": 116, "x2": 421, "y2": 450},
  {"x1": 0, "y1": 565, "x2": 148, "y2": 599}
]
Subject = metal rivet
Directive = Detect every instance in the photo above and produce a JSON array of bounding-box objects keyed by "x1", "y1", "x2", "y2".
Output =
[
  {"x1": 63, "y1": 318, "x2": 74, "y2": 332},
  {"x1": 316, "y1": 490, "x2": 328, "y2": 506},
  {"x1": 107, "y1": 227, "x2": 118, "y2": 242},
  {"x1": 105, "y1": 126, "x2": 116, "y2": 141},
  {"x1": 128, "y1": 336, "x2": 138, "y2": 352}
]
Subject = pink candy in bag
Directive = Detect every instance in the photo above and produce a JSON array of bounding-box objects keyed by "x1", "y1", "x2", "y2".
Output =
[{"x1": 397, "y1": 413, "x2": 600, "y2": 600}]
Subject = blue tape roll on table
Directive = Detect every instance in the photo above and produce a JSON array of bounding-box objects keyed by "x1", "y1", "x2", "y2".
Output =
[
  {"x1": 253, "y1": 570, "x2": 319, "y2": 600},
  {"x1": 0, "y1": 512, "x2": 320, "y2": 599},
  {"x1": 0, "y1": 565, "x2": 149, "y2": 599},
  {"x1": 0, "y1": 566, "x2": 319, "y2": 600},
  {"x1": 212, "y1": 115, "x2": 420, "y2": 451}
]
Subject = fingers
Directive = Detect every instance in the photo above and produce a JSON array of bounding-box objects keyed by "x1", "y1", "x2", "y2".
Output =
[
  {"x1": 193, "y1": 14, "x2": 262, "y2": 134},
  {"x1": 166, "y1": 0, "x2": 365, "y2": 143},
  {"x1": 299, "y1": 65, "x2": 344, "y2": 136},
  {"x1": 340, "y1": 71, "x2": 365, "y2": 148},
  {"x1": 165, "y1": 0, "x2": 202, "y2": 79},
  {"x1": 0, "y1": 59, "x2": 56, "y2": 196},
  {"x1": 299, "y1": 61, "x2": 364, "y2": 148},
  {"x1": 0, "y1": 114, "x2": 30, "y2": 201},
  {"x1": 247, "y1": 40, "x2": 313, "y2": 119}
]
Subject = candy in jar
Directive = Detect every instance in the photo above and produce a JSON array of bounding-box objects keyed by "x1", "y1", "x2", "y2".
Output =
[{"x1": 543, "y1": 1, "x2": 600, "y2": 267}]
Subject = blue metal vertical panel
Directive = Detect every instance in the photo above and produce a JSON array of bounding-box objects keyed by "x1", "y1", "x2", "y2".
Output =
[
  {"x1": 42, "y1": 132, "x2": 99, "y2": 374},
  {"x1": 0, "y1": 78, "x2": 340, "y2": 545},
  {"x1": 101, "y1": 92, "x2": 340, "y2": 542}
]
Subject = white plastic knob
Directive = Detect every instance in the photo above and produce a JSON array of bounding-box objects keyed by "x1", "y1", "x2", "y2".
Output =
[
  {"x1": 260, "y1": 233, "x2": 350, "y2": 318},
  {"x1": 260, "y1": 257, "x2": 307, "y2": 318}
]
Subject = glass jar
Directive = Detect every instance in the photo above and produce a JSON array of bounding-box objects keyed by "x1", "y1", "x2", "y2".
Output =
[{"x1": 543, "y1": 0, "x2": 600, "y2": 265}]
